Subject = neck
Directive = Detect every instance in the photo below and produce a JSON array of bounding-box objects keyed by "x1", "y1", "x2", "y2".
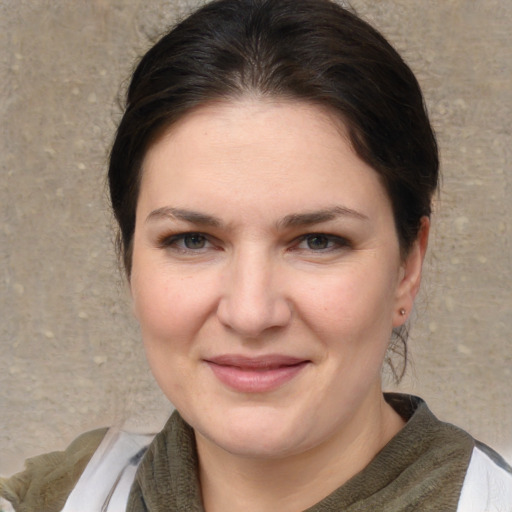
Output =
[{"x1": 196, "y1": 391, "x2": 404, "y2": 512}]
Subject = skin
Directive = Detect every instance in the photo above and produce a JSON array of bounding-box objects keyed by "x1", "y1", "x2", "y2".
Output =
[{"x1": 130, "y1": 98, "x2": 429, "y2": 511}]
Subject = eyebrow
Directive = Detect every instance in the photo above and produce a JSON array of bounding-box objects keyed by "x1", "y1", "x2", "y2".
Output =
[
  {"x1": 146, "y1": 207, "x2": 224, "y2": 227},
  {"x1": 146, "y1": 205, "x2": 368, "y2": 228},
  {"x1": 278, "y1": 206, "x2": 369, "y2": 228}
]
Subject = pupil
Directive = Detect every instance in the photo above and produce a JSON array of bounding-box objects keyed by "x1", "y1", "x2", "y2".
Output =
[
  {"x1": 308, "y1": 235, "x2": 328, "y2": 250},
  {"x1": 185, "y1": 234, "x2": 205, "y2": 249}
]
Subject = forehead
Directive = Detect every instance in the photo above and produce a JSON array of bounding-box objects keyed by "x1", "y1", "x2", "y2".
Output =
[{"x1": 138, "y1": 99, "x2": 391, "y2": 222}]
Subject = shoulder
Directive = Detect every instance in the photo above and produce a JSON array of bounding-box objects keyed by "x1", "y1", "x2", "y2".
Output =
[
  {"x1": 0, "y1": 427, "x2": 156, "y2": 512},
  {"x1": 385, "y1": 394, "x2": 512, "y2": 511},
  {"x1": 457, "y1": 442, "x2": 512, "y2": 512},
  {"x1": 61, "y1": 429, "x2": 154, "y2": 512},
  {"x1": 0, "y1": 428, "x2": 108, "y2": 512}
]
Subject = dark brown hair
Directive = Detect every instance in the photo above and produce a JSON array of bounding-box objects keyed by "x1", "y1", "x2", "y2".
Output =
[{"x1": 109, "y1": 0, "x2": 438, "y2": 269}]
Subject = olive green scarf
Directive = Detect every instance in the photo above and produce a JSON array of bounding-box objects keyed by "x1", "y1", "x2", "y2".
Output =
[
  {"x1": 127, "y1": 395, "x2": 474, "y2": 511},
  {"x1": 1, "y1": 395, "x2": 475, "y2": 511}
]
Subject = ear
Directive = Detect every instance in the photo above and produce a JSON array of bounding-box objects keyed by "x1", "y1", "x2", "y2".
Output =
[{"x1": 393, "y1": 216, "x2": 430, "y2": 327}]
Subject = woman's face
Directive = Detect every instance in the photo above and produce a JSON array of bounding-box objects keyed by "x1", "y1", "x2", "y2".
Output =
[{"x1": 131, "y1": 99, "x2": 424, "y2": 459}]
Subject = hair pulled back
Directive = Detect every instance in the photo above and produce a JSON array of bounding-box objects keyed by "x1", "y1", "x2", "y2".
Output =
[{"x1": 109, "y1": 0, "x2": 439, "y2": 275}]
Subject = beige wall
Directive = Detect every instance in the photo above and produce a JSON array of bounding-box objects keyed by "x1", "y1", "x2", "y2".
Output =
[{"x1": 1, "y1": 0, "x2": 511, "y2": 476}]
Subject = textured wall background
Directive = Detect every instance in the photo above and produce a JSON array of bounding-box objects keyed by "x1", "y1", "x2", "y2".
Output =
[{"x1": 1, "y1": 0, "x2": 511, "y2": 476}]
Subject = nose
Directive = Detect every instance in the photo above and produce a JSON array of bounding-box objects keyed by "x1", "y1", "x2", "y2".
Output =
[{"x1": 216, "y1": 248, "x2": 292, "y2": 338}]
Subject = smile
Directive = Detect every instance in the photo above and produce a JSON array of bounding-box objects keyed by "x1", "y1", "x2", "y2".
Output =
[{"x1": 204, "y1": 355, "x2": 310, "y2": 393}]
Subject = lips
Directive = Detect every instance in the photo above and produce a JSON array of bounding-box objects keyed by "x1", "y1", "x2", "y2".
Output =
[{"x1": 204, "y1": 355, "x2": 309, "y2": 393}]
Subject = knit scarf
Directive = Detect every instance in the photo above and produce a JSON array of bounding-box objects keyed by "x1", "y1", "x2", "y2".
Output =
[{"x1": 127, "y1": 394, "x2": 474, "y2": 511}]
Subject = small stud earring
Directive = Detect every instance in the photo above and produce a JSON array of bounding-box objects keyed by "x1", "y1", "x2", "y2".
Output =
[{"x1": 399, "y1": 308, "x2": 406, "y2": 316}]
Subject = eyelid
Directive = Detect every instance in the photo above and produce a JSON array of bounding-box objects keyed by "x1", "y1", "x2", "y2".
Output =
[
  {"x1": 156, "y1": 231, "x2": 218, "y2": 251},
  {"x1": 155, "y1": 230, "x2": 350, "y2": 253},
  {"x1": 294, "y1": 232, "x2": 352, "y2": 251}
]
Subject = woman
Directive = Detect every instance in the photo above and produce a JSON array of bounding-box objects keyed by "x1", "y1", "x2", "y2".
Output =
[{"x1": 1, "y1": 0, "x2": 511, "y2": 510}]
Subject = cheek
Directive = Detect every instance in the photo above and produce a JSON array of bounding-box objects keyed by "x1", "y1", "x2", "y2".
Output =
[
  {"x1": 295, "y1": 265, "x2": 398, "y2": 345},
  {"x1": 130, "y1": 268, "x2": 216, "y2": 405},
  {"x1": 132, "y1": 267, "x2": 215, "y2": 345}
]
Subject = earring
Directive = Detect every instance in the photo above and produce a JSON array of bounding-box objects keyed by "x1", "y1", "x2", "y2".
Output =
[{"x1": 399, "y1": 308, "x2": 406, "y2": 316}]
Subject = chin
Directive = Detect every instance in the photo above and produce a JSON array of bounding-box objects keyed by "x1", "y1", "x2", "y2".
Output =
[
  {"x1": 193, "y1": 403, "x2": 314, "y2": 459},
  {"x1": 208, "y1": 428, "x2": 304, "y2": 459}
]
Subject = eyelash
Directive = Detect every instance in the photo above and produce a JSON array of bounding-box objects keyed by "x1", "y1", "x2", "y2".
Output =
[
  {"x1": 157, "y1": 232, "x2": 215, "y2": 252},
  {"x1": 293, "y1": 233, "x2": 351, "y2": 252},
  {"x1": 157, "y1": 231, "x2": 351, "y2": 254}
]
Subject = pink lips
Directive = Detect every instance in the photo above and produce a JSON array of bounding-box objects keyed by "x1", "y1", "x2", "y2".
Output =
[{"x1": 205, "y1": 355, "x2": 309, "y2": 393}]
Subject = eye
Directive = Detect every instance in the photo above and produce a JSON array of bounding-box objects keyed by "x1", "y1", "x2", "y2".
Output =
[
  {"x1": 295, "y1": 233, "x2": 350, "y2": 252},
  {"x1": 303, "y1": 234, "x2": 330, "y2": 250},
  {"x1": 181, "y1": 233, "x2": 208, "y2": 249},
  {"x1": 158, "y1": 232, "x2": 214, "y2": 252}
]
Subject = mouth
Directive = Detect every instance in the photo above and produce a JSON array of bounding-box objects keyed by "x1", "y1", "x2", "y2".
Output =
[{"x1": 204, "y1": 355, "x2": 310, "y2": 393}]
